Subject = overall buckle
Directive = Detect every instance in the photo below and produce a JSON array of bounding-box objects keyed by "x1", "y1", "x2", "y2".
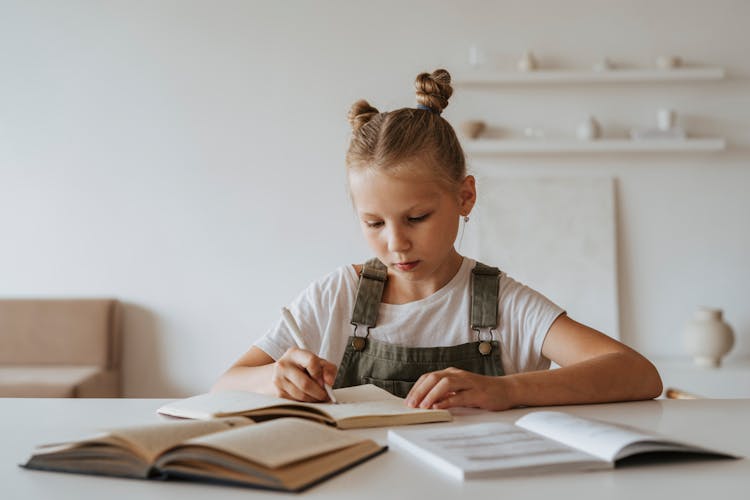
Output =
[{"x1": 350, "y1": 323, "x2": 371, "y2": 351}]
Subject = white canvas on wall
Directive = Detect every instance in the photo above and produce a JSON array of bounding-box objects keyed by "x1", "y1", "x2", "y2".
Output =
[{"x1": 470, "y1": 176, "x2": 619, "y2": 340}]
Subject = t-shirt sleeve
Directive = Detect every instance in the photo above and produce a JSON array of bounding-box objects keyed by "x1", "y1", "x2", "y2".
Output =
[
  {"x1": 497, "y1": 273, "x2": 565, "y2": 374},
  {"x1": 253, "y1": 267, "x2": 345, "y2": 361},
  {"x1": 253, "y1": 289, "x2": 325, "y2": 361}
]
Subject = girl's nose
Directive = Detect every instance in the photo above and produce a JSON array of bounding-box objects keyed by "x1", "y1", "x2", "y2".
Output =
[{"x1": 387, "y1": 226, "x2": 411, "y2": 253}]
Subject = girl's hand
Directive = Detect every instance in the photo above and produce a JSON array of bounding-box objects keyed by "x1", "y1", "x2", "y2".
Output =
[
  {"x1": 271, "y1": 347, "x2": 338, "y2": 402},
  {"x1": 405, "y1": 367, "x2": 514, "y2": 411}
]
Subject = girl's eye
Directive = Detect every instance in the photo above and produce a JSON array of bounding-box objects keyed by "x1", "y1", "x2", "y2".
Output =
[
  {"x1": 408, "y1": 213, "x2": 431, "y2": 223},
  {"x1": 365, "y1": 221, "x2": 384, "y2": 228}
]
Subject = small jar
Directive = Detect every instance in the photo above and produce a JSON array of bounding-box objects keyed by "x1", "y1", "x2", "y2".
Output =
[
  {"x1": 683, "y1": 307, "x2": 735, "y2": 368},
  {"x1": 657, "y1": 108, "x2": 676, "y2": 131},
  {"x1": 576, "y1": 115, "x2": 601, "y2": 140},
  {"x1": 517, "y1": 51, "x2": 538, "y2": 72}
]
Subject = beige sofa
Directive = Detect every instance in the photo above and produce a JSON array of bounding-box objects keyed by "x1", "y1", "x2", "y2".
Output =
[{"x1": 0, "y1": 299, "x2": 122, "y2": 397}]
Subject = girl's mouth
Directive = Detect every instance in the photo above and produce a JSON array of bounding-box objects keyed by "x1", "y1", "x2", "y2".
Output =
[{"x1": 394, "y1": 261, "x2": 420, "y2": 271}]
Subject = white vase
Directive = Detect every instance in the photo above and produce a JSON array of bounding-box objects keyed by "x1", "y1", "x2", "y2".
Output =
[
  {"x1": 576, "y1": 115, "x2": 601, "y2": 140},
  {"x1": 656, "y1": 55, "x2": 683, "y2": 69},
  {"x1": 657, "y1": 108, "x2": 676, "y2": 131},
  {"x1": 592, "y1": 58, "x2": 614, "y2": 72},
  {"x1": 517, "y1": 51, "x2": 538, "y2": 72},
  {"x1": 683, "y1": 307, "x2": 735, "y2": 368}
]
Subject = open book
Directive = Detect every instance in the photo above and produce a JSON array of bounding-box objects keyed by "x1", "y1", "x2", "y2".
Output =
[
  {"x1": 23, "y1": 416, "x2": 385, "y2": 492},
  {"x1": 157, "y1": 384, "x2": 452, "y2": 429},
  {"x1": 388, "y1": 410, "x2": 738, "y2": 480}
]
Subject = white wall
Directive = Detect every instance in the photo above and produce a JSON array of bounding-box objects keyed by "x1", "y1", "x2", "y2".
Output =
[{"x1": 1, "y1": 0, "x2": 748, "y2": 396}]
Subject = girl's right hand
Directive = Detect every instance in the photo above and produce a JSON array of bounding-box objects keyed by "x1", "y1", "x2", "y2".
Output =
[{"x1": 271, "y1": 347, "x2": 338, "y2": 402}]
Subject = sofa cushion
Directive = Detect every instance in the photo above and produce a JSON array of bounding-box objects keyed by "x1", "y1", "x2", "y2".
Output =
[
  {"x1": 0, "y1": 299, "x2": 120, "y2": 368},
  {"x1": 0, "y1": 365, "x2": 103, "y2": 397}
]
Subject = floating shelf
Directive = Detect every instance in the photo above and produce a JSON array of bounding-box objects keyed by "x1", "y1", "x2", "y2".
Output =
[
  {"x1": 464, "y1": 138, "x2": 726, "y2": 154},
  {"x1": 455, "y1": 67, "x2": 725, "y2": 85}
]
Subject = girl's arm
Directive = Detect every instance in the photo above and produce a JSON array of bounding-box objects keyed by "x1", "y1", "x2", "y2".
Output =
[
  {"x1": 406, "y1": 315, "x2": 663, "y2": 410},
  {"x1": 212, "y1": 346, "x2": 337, "y2": 402},
  {"x1": 504, "y1": 315, "x2": 662, "y2": 407}
]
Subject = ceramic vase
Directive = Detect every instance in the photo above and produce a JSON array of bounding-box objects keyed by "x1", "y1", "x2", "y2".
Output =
[
  {"x1": 656, "y1": 55, "x2": 683, "y2": 69},
  {"x1": 592, "y1": 58, "x2": 614, "y2": 72},
  {"x1": 683, "y1": 307, "x2": 735, "y2": 368},
  {"x1": 657, "y1": 108, "x2": 676, "y2": 131},
  {"x1": 517, "y1": 51, "x2": 538, "y2": 72},
  {"x1": 576, "y1": 115, "x2": 601, "y2": 140}
]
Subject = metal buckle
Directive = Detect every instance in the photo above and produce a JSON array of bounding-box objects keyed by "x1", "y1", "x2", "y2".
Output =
[
  {"x1": 473, "y1": 327, "x2": 495, "y2": 355},
  {"x1": 350, "y1": 323, "x2": 371, "y2": 351}
]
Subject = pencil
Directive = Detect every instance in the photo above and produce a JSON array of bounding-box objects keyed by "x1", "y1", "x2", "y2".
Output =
[
  {"x1": 664, "y1": 387, "x2": 702, "y2": 400},
  {"x1": 280, "y1": 307, "x2": 338, "y2": 403}
]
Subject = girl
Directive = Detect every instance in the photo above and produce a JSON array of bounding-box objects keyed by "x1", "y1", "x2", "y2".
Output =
[{"x1": 214, "y1": 69, "x2": 662, "y2": 411}]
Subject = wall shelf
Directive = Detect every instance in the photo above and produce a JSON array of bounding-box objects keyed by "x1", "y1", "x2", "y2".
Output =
[
  {"x1": 464, "y1": 138, "x2": 726, "y2": 154},
  {"x1": 455, "y1": 67, "x2": 725, "y2": 85}
]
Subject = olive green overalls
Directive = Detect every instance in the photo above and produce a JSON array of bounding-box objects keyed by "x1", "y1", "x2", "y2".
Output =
[{"x1": 332, "y1": 258, "x2": 505, "y2": 398}]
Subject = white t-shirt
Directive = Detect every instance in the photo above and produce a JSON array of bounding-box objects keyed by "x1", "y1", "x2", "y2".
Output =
[{"x1": 254, "y1": 258, "x2": 564, "y2": 375}]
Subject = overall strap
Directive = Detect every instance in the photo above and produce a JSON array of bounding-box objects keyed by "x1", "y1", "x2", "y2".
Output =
[
  {"x1": 471, "y1": 262, "x2": 501, "y2": 330},
  {"x1": 350, "y1": 258, "x2": 388, "y2": 327}
]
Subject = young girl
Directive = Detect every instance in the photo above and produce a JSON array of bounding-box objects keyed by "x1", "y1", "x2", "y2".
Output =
[{"x1": 214, "y1": 69, "x2": 662, "y2": 411}]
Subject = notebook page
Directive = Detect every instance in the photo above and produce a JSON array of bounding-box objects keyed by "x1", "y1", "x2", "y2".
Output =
[
  {"x1": 515, "y1": 411, "x2": 658, "y2": 462},
  {"x1": 157, "y1": 384, "x2": 395, "y2": 420},
  {"x1": 306, "y1": 384, "x2": 449, "y2": 422},
  {"x1": 158, "y1": 391, "x2": 295, "y2": 419},
  {"x1": 388, "y1": 422, "x2": 608, "y2": 479},
  {"x1": 331, "y1": 384, "x2": 404, "y2": 403}
]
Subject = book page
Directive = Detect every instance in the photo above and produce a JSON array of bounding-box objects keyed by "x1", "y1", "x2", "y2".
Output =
[
  {"x1": 515, "y1": 411, "x2": 663, "y2": 462},
  {"x1": 106, "y1": 417, "x2": 252, "y2": 462},
  {"x1": 388, "y1": 422, "x2": 608, "y2": 479},
  {"x1": 157, "y1": 384, "x2": 447, "y2": 426},
  {"x1": 332, "y1": 384, "x2": 404, "y2": 403},
  {"x1": 178, "y1": 417, "x2": 368, "y2": 469},
  {"x1": 309, "y1": 398, "x2": 449, "y2": 422},
  {"x1": 305, "y1": 385, "x2": 450, "y2": 424},
  {"x1": 31, "y1": 417, "x2": 252, "y2": 463},
  {"x1": 157, "y1": 391, "x2": 307, "y2": 419}
]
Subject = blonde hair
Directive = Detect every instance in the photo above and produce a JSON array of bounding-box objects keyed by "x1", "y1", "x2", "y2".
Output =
[{"x1": 345, "y1": 69, "x2": 466, "y2": 190}]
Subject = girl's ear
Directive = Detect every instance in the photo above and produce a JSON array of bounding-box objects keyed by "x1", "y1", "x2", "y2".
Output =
[{"x1": 457, "y1": 175, "x2": 477, "y2": 216}]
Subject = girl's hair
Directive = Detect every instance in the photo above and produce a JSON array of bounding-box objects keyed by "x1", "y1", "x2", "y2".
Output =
[{"x1": 345, "y1": 69, "x2": 466, "y2": 190}]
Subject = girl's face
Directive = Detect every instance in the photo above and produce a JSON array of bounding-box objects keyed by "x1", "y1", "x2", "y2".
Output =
[{"x1": 348, "y1": 164, "x2": 476, "y2": 286}]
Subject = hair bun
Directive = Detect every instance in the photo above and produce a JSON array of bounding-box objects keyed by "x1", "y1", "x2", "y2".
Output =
[
  {"x1": 348, "y1": 99, "x2": 380, "y2": 132},
  {"x1": 415, "y1": 69, "x2": 453, "y2": 114}
]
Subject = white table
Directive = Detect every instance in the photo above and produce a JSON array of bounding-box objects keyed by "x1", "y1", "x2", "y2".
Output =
[{"x1": 1, "y1": 397, "x2": 748, "y2": 500}]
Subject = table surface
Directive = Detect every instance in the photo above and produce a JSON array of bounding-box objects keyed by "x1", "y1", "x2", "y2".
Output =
[
  {"x1": 2, "y1": 397, "x2": 748, "y2": 500},
  {"x1": 653, "y1": 356, "x2": 750, "y2": 398}
]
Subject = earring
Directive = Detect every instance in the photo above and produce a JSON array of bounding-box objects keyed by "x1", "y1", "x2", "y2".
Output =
[{"x1": 463, "y1": 215, "x2": 470, "y2": 223}]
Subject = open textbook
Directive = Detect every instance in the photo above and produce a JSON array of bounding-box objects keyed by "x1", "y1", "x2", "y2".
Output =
[
  {"x1": 388, "y1": 410, "x2": 738, "y2": 480},
  {"x1": 157, "y1": 383, "x2": 452, "y2": 429},
  {"x1": 23, "y1": 416, "x2": 385, "y2": 492}
]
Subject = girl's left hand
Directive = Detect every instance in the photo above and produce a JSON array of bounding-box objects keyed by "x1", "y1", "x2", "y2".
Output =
[{"x1": 405, "y1": 367, "x2": 513, "y2": 411}]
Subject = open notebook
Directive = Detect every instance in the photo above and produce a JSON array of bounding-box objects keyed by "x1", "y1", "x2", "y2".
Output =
[
  {"x1": 157, "y1": 384, "x2": 452, "y2": 429},
  {"x1": 388, "y1": 410, "x2": 738, "y2": 480}
]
